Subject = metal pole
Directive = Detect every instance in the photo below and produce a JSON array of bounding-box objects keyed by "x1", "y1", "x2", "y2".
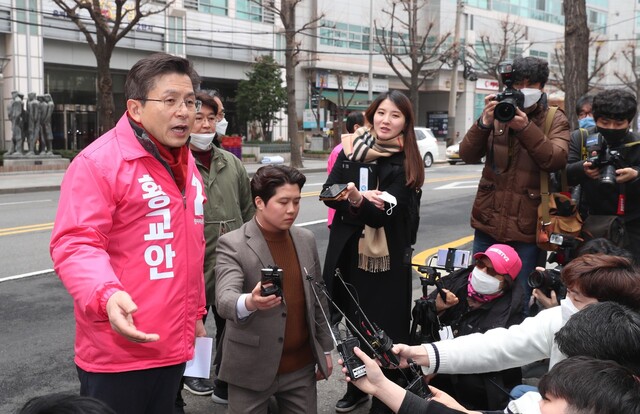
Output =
[
  {"x1": 447, "y1": 0, "x2": 463, "y2": 146},
  {"x1": 368, "y1": 0, "x2": 373, "y2": 102}
]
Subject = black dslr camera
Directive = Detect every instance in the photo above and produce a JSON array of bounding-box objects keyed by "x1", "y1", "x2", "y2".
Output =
[
  {"x1": 528, "y1": 267, "x2": 566, "y2": 299},
  {"x1": 585, "y1": 133, "x2": 621, "y2": 186},
  {"x1": 260, "y1": 266, "x2": 283, "y2": 297},
  {"x1": 494, "y1": 62, "x2": 525, "y2": 122}
]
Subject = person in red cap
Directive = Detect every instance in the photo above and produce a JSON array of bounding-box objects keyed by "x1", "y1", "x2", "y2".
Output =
[{"x1": 421, "y1": 244, "x2": 524, "y2": 410}]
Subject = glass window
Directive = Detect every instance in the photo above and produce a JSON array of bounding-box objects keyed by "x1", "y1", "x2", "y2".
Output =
[
  {"x1": 236, "y1": 0, "x2": 262, "y2": 22},
  {"x1": 198, "y1": 0, "x2": 227, "y2": 15},
  {"x1": 530, "y1": 49, "x2": 549, "y2": 59},
  {"x1": 168, "y1": 16, "x2": 184, "y2": 55},
  {"x1": 16, "y1": 0, "x2": 38, "y2": 35},
  {"x1": 474, "y1": 93, "x2": 487, "y2": 120},
  {"x1": 319, "y1": 19, "x2": 373, "y2": 50}
]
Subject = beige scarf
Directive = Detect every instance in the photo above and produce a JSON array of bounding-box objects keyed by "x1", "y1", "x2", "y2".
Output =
[
  {"x1": 342, "y1": 127, "x2": 403, "y2": 163},
  {"x1": 343, "y1": 127, "x2": 403, "y2": 273}
]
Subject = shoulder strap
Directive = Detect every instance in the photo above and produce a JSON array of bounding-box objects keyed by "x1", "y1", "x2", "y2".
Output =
[
  {"x1": 544, "y1": 106, "x2": 558, "y2": 136},
  {"x1": 579, "y1": 128, "x2": 588, "y2": 160},
  {"x1": 540, "y1": 106, "x2": 559, "y2": 224}
]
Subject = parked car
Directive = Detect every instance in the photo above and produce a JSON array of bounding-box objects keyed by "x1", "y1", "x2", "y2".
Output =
[
  {"x1": 446, "y1": 142, "x2": 486, "y2": 165},
  {"x1": 414, "y1": 127, "x2": 439, "y2": 168},
  {"x1": 446, "y1": 143, "x2": 461, "y2": 165}
]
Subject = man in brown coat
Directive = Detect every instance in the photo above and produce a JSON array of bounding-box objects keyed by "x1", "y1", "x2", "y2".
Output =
[{"x1": 460, "y1": 56, "x2": 570, "y2": 314}]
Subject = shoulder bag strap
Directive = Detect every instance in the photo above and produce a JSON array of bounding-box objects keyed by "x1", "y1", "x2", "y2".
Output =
[{"x1": 539, "y1": 106, "x2": 559, "y2": 224}]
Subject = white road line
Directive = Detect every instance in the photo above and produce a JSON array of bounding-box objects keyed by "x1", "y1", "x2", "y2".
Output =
[
  {"x1": 434, "y1": 181, "x2": 479, "y2": 190},
  {"x1": 0, "y1": 269, "x2": 54, "y2": 283},
  {"x1": 295, "y1": 219, "x2": 328, "y2": 227},
  {"x1": 0, "y1": 199, "x2": 52, "y2": 206}
]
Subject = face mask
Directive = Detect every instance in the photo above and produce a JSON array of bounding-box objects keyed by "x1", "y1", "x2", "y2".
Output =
[
  {"x1": 378, "y1": 191, "x2": 397, "y2": 216},
  {"x1": 598, "y1": 126, "x2": 628, "y2": 147},
  {"x1": 216, "y1": 118, "x2": 228, "y2": 135},
  {"x1": 521, "y1": 88, "x2": 543, "y2": 109},
  {"x1": 560, "y1": 296, "x2": 580, "y2": 324},
  {"x1": 470, "y1": 267, "x2": 502, "y2": 295},
  {"x1": 190, "y1": 133, "x2": 215, "y2": 150},
  {"x1": 578, "y1": 116, "x2": 596, "y2": 129}
]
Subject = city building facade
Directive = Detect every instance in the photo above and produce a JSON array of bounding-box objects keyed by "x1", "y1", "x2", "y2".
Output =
[{"x1": 0, "y1": 0, "x2": 637, "y2": 151}]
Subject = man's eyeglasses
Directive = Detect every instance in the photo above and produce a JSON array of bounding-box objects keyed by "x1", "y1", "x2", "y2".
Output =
[
  {"x1": 138, "y1": 97, "x2": 202, "y2": 113},
  {"x1": 195, "y1": 115, "x2": 218, "y2": 124}
]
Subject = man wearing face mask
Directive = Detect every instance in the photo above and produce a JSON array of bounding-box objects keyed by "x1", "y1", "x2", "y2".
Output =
[
  {"x1": 567, "y1": 89, "x2": 640, "y2": 259},
  {"x1": 425, "y1": 244, "x2": 525, "y2": 410},
  {"x1": 575, "y1": 94, "x2": 595, "y2": 130},
  {"x1": 460, "y1": 57, "x2": 570, "y2": 315},
  {"x1": 208, "y1": 90, "x2": 228, "y2": 148},
  {"x1": 178, "y1": 91, "x2": 254, "y2": 407}
]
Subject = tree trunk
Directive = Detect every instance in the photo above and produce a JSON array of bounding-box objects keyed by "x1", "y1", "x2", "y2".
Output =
[
  {"x1": 283, "y1": 2, "x2": 302, "y2": 168},
  {"x1": 563, "y1": 0, "x2": 589, "y2": 129},
  {"x1": 95, "y1": 41, "x2": 116, "y2": 136},
  {"x1": 409, "y1": 70, "x2": 419, "y2": 122}
]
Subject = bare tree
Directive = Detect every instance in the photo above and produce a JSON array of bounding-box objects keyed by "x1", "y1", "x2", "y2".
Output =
[
  {"x1": 562, "y1": 0, "x2": 589, "y2": 128},
  {"x1": 331, "y1": 73, "x2": 363, "y2": 146},
  {"x1": 375, "y1": 0, "x2": 451, "y2": 117},
  {"x1": 465, "y1": 15, "x2": 528, "y2": 85},
  {"x1": 52, "y1": 0, "x2": 172, "y2": 134},
  {"x1": 614, "y1": 42, "x2": 640, "y2": 128},
  {"x1": 260, "y1": 0, "x2": 324, "y2": 168},
  {"x1": 549, "y1": 36, "x2": 613, "y2": 92}
]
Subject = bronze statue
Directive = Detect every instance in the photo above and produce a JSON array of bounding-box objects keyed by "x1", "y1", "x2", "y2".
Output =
[
  {"x1": 26, "y1": 92, "x2": 40, "y2": 155},
  {"x1": 8, "y1": 91, "x2": 24, "y2": 155},
  {"x1": 41, "y1": 94, "x2": 54, "y2": 154}
]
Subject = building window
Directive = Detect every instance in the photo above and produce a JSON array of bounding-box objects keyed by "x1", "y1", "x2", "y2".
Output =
[
  {"x1": 530, "y1": 50, "x2": 549, "y2": 60},
  {"x1": 185, "y1": 0, "x2": 227, "y2": 16},
  {"x1": 320, "y1": 20, "x2": 375, "y2": 50},
  {"x1": 16, "y1": 0, "x2": 38, "y2": 35},
  {"x1": 168, "y1": 16, "x2": 184, "y2": 55},
  {"x1": 236, "y1": 0, "x2": 262, "y2": 22}
]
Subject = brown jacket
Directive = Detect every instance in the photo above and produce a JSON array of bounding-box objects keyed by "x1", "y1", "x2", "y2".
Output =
[{"x1": 460, "y1": 105, "x2": 570, "y2": 243}]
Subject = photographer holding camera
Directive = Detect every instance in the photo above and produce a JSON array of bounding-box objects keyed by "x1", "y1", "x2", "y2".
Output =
[
  {"x1": 460, "y1": 57, "x2": 570, "y2": 314},
  {"x1": 388, "y1": 254, "x2": 640, "y2": 381},
  {"x1": 566, "y1": 88, "x2": 640, "y2": 260},
  {"x1": 214, "y1": 165, "x2": 333, "y2": 413}
]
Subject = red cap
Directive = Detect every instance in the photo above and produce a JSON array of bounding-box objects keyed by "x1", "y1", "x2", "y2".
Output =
[{"x1": 473, "y1": 244, "x2": 522, "y2": 280}]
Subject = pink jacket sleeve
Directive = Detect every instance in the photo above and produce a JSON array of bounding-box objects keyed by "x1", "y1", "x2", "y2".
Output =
[{"x1": 50, "y1": 156, "x2": 124, "y2": 320}]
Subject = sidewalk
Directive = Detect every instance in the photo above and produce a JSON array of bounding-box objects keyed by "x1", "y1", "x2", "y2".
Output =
[
  {"x1": 0, "y1": 158, "x2": 329, "y2": 195},
  {"x1": 0, "y1": 141, "x2": 447, "y2": 194}
]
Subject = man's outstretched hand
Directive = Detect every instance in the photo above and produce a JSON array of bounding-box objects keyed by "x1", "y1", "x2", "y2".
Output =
[{"x1": 106, "y1": 291, "x2": 160, "y2": 343}]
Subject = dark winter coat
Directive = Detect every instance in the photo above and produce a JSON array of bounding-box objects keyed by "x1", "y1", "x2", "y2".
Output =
[
  {"x1": 322, "y1": 151, "x2": 415, "y2": 344},
  {"x1": 567, "y1": 128, "x2": 640, "y2": 258}
]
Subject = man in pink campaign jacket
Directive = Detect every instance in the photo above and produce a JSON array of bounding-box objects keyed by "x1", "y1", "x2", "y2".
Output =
[{"x1": 50, "y1": 53, "x2": 207, "y2": 414}]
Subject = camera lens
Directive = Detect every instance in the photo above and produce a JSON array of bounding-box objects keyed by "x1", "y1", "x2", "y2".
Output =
[
  {"x1": 527, "y1": 270, "x2": 545, "y2": 289},
  {"x1": 600, "y1": 165, "x2": 617, "y2": 186},
  {"x1": 495, "y1": 100, "x2": 516, "y2": 122}
]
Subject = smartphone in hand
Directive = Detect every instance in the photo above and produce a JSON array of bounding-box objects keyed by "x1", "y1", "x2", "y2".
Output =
[{"x1": 319, "y1": 184, "x2": 348, "y2": 201}]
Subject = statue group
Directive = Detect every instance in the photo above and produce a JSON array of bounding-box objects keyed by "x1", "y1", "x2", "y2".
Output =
[{"x1": 7, "y1": 90, "x2": 55, "y2": 157}]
